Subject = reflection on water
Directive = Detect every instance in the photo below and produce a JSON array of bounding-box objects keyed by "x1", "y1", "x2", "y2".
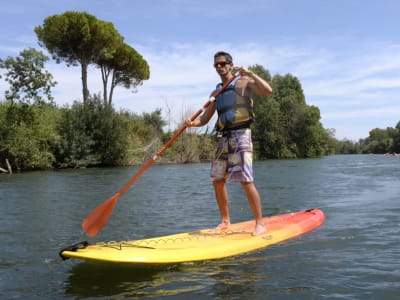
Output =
[
  {"x1": 65, "y1": 254, "x2": 272, "y2": 299},
  {"x1": 1, "y1": 155, "x2": 400, "y2": 299},
  {"x1": 66, "y1": 262, "x2": 171, "y2": 298}
]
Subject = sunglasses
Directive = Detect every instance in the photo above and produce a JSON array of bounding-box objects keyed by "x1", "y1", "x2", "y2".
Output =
[{"x1": 213, "y1": 61, "x2": 231, "y2": 68}]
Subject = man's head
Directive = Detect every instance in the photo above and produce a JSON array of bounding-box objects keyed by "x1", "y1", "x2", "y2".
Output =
[{"x1": 213, "y1": 51, "x2": 233, "y2": 72}]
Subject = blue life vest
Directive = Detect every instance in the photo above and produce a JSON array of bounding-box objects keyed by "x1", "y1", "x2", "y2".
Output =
[{"x1": 214, "y1": 77, "x2": 255, "y2": 131}]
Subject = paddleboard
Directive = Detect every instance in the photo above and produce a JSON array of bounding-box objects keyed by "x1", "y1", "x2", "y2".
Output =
[{"x1": 60, "y1": 208, "x2": 325, "y2": 265}]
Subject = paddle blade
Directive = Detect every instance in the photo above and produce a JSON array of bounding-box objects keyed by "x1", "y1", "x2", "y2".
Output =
[{"x1": 82, "y1": 193, "x2": 120, "y2": 237}]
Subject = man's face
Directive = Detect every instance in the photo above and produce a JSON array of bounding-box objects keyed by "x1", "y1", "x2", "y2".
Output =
[{"x1": 214, "y1": 56, "x2": 232, "y2": 75}]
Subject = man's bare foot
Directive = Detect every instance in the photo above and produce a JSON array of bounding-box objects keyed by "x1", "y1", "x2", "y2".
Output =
[
  {"x1": 252, "y1": 223, "x2": 266, "y2": 236},
  {"x1": 213, "y1": 221, "x2": 231, "y2": 231}
]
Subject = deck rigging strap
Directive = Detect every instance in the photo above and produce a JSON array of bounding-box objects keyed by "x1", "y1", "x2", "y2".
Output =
[{"x1": 59, "y1": 241, "x2": 89, "y2": 260}]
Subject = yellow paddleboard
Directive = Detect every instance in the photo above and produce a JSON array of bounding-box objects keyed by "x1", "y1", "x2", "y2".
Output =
[{"x1": 60, "y1": 209, "x2": 325, "y2": 265}]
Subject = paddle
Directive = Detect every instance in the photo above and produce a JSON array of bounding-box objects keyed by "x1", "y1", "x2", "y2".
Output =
[{"x1": 82, "y1": 73, "x2": 239, "y2": 237}]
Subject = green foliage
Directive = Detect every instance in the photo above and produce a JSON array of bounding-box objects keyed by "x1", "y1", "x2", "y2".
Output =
[
  {"x1": 120, "y1": 108, "x2": 166, "y2": 164},
  {"x1": 163, "y1": 127, "x2": 216, "y2": 163},
  {"x1": 97, "y1": 43, "x2": 150, "y2": 105},
  {"x1": 55, "y1": 100, "x2": 96, "y2": 167},
  {"x1": 0, "y1": 48, "x2": 57, "y2": 105},
  {"x1": 35, "y1": 11, "x2": 123, "y2": 103},
  {"x1": 0, "y1": 94, "x2": 168, "y2": 170},
  {"x1": 334, "y1": 121, "x2": 400, "y2": 154},
  {"x1": 357, "y1": 126, "x2": 399, "y2": 154},
  {"x1": 324, "y1": 128, "x2": 339, "y2": 155},
  {"x1": 0, "y1": 102, "x2": 61, "y2": 170},
  {"x1": 142, "y1": 108, "x2": 166, "y2": 136},
  {"x1": 392, "y1": 121, "x2": 400, "y2": 153},
  {"x1": 55, "y1": 94, "x2": 138, "y2": 167},
  {"x1": 35, "y1": 11, "x2": 149, "y2": 106},
  {"x1": 252, "y1": 95, "x2": 285, "y2": 159},
  {"x1": 294, "y1": 105, "x2": 328, "y2": 157},
  {"x1": 365, "y1": 128, "x2": 393, "y2": 153},
  {"x1": 335, "y1": 139, "x2": 360, "y2": 154},
  {"x1": 252, "y1": 68, "x2": 329, "y2": 158}
]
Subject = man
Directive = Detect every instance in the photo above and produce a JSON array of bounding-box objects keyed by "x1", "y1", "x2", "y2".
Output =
[{"x1": 186, "y1": 51, "x2": 272, "y2": 235}]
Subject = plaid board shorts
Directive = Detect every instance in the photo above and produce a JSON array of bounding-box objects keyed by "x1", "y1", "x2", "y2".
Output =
[{"x1": 210, "y1": 128, "x2": 254, "y2": 182}]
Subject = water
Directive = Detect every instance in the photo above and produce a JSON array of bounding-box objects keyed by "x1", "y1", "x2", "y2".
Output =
[{"x1": 0, "y1": 155, "x2": 399, "y2": 299}]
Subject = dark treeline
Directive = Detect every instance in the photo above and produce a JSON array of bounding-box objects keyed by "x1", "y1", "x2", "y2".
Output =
[{"x1": 336, "y1": 124, "x2": 400, "y2": 155}]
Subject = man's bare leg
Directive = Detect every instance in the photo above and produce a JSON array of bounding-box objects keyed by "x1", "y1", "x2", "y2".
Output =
[
  {"x1": 241, "y1": 182, "x2": 266, "y2": 235},
  {"x1": 213, "y1": 180, "x2": 231, "y2": 230}
]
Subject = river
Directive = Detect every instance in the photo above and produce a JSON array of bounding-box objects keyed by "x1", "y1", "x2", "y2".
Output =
[{"x1": 0, "y1": 155, "x2": 399, "y2": 299}]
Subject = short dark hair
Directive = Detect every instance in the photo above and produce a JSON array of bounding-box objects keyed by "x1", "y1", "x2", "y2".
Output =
[{"x1": 214, "y1": 51, "x2": 233, "y2": 63}]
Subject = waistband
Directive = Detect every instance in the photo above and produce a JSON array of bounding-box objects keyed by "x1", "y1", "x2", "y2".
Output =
[{"x1": 220, "y1": 128, "x2": 251, "y2": 137}]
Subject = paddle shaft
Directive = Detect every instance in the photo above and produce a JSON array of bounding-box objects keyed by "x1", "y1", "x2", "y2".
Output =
[
  {"x1": 82, "y1": 74, "x2": 237, "y2": 236},
  {"x1": 82, "y1": 73, "x2": 238, "y2": 236},
  {"x1": 82, "y1": 74, "x2": 238, "y2": 236},
  {"x1": 117, "y1": 73, "x2": 238, "y2": 196}
]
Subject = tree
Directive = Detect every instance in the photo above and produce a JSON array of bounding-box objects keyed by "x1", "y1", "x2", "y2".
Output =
[
  {"x1": 294, "y1": 105, "x2": 328, "y2": 157},
  {"x1": 55, "y1": 94, "x2": 131, "y2": 167},
  {"x1": 142, "y1": 108, "x2": 166, "y2": 136},
  {"x1": 272, "y1": 74, "x2": 306, "y2": 143},
  {"x1": 97, "y1": 42, "x2": 150, "y2": 105},
  {"x1": 35, "y1": 11, "x2": 123, "y2": 104},
  {"x1": 392, "y1": 121, "x2": 400, "y2": 153},
  {"x1": 363, "y1": 128, "x2": 393, "y2": 153},
  {"x1": 251, "y1": 67, "x2": 329, "y2": 158},
  {"x1": 0, "y1": 102, "x2": 61, "y2": 170},
  {"x1": 248, "y1": 65, "x2": 284, "y2": 159},
  {"x1": 253, "y1": 97, "x2": 284, "y2": 158},
  {"x1": 0, "y1": 48, "x2": 57, "y2": 105},
  {"x1": 325, "y1": 128, "x2": 339, "y2": 154}
]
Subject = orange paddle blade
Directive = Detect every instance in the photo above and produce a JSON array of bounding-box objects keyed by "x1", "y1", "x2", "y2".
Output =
[{"x1": 82, "y1": 193, "x2": 120, "y2": 237}]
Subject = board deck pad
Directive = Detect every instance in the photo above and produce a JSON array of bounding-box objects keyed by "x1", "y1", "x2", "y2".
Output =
[{"x1": 60, "y1": 208, "x2": 325, "y2": 265}]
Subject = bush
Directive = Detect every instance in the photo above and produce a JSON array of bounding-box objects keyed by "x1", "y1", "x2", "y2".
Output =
[
  {"x1": 55, "y1": 95, "x2": 130, "y2": 167},
  {"x1": 0, "y1": 102, "x2": 60, "y2": 170}
]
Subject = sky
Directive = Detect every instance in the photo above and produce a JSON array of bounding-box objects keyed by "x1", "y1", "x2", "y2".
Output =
[{"x1": 0, "y1": 0, "x2": 399, "y2": 141}]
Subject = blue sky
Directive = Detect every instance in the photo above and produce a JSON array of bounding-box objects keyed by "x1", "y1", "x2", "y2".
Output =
[{"x1": 1, "y1": 0, "x2": 399, "y2": 140}]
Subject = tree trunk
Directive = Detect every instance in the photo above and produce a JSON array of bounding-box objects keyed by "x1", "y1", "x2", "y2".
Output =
[
  {"x1": 81, "y1": 61, "x2": 89, "y2": 104},
  {"x1": 6, "y1": 159, "x2": 12, "y2": 174},
  {"x1": 101, "y1": 65, "x2": 109, "y2": 105},
  {"x1": 108, "y1": 70, "x2": 117, "y2": 106}
]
